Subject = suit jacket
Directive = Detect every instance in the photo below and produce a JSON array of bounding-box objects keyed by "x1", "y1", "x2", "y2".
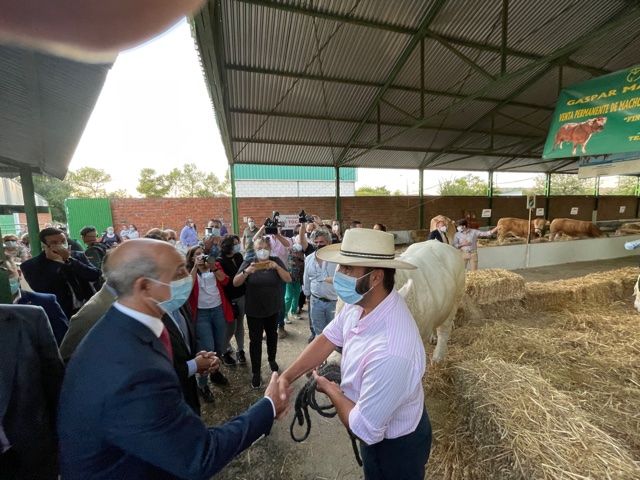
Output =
[
  {"x1": 0, "y1": 305, "x2": 65, "y2": 480},
  {"x1": 59, "y1": 283, "x2": 116, "y2": 363},
  {"x1": 59, "y1": 306, "x2": 274, "y2": 480},
  {"x1": 162, "y1": 305, "x2": 200, "y2": 415},
  {"x1": 428, "y1": 229, "x2": 450, "y2": 244},
  {"x1": 20, "y1": 251, "x2": 101, "y2": 319},
  {"x1": 17, "y1": 290, "x2": 69, "y2": 346}
]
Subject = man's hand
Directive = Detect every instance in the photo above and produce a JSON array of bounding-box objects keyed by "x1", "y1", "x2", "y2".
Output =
[
  {"x1": 324, "y1": 276, "x2": 333, "y2": 284},
  {"x1": 194, "y1": 351, "x2": 218, "y2": 374},
  {"x1": 313, "y1": 370, "x2": 340, "y2": 397},
  {"x1": 44, "y1": 245, "x2": 67, "y2": 263},
  {"x1": 265, "y1": 372, "x2": 292, "y2": 419}
]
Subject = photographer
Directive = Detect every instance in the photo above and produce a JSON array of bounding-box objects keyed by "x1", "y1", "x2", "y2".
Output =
[
  {"x1": 233, "y1": 237, "x2": 291, "y2": 389},
  {"x1": 185, "y1": 246, "x2": 232, "y2": 403}
]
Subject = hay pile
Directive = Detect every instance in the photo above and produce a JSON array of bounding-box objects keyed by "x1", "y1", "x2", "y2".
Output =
[
  {"x1": 618, "y1": 222, "x2": 640, "y2": 235},
  {"x1": 465, "y1": 269, "x2": 525, "y2": 305},
  {"x1": 455, "y1": 358, "x2": 639, "y2": 480},
  {"x1": 525, "y1": 267, "x2": 638, "y2": 311}
]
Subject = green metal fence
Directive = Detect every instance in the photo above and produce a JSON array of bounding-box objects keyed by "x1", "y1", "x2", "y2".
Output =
[{"x1": 64, "y1": 198, "x2": 113, "y2": 246}]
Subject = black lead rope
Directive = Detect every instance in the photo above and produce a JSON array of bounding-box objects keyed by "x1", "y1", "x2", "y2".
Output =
[{"x1": 289, "y1": 363, "x2": 363, "y2": 466}]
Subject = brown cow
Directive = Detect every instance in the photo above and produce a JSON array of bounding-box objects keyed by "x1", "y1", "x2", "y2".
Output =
[
  {"x1": 553, "y1": 117, "x2": 607, "y2": 155},
  {"x1": 496, "y1": 217, "x2": 548, "y2": 244},
  {"x1": 549, "y1": 218, "x2": 602, "y2": 241}
]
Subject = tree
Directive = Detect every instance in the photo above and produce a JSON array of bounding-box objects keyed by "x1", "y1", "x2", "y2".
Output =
[
  {"x1": 355, "y1": 185, "x2": 391, "y2": 196},
  {"x1": 66, "y1": 167, "x2": 112, "y2": 197},
  {"x1": 136, "y1": 168, "x2": 172, "y2": 198},
  {"x1": 31, "y1": 174, "x2": 73, "y2": 221},
  {"x1": 438, "y1": 175, "x2": 488, "y2": 196},
  {"x1": 533, "y1": 174, "x2": 594, "y2": 195},
  {"x1": 107, "y1": 189, "x2": 130, "y2": 198},
  {"x1": 606, "y1": 176, "x2": 637, "y2": 195}
]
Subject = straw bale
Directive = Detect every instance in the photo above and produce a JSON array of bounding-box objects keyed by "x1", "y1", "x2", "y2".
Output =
[
  {"x1": 465, "y1": 269, "x2": 525, "y2": 305},
  {"x1": 525, "y1": 267, "x2": 638, "y2": 311},
  {"x1": 455, "y1": 358, "x2": 639, "y2": 480}
]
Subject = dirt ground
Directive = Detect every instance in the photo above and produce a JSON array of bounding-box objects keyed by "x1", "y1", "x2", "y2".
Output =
[{"x1": 202, "y1": 257, "x2": 640, "y2": 480}]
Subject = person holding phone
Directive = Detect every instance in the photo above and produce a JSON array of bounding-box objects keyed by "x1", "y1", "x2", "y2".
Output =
[
  {"x1": 185, "y1": 246, "x2": 233, "y2": 403},
  {"x1": 233, "y1": 237, "x2": 291, "y2": 388}
]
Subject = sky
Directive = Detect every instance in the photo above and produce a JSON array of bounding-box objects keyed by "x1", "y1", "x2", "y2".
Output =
[{"x1": 68, "y1": 19, "x2": 615, "y2": 196}]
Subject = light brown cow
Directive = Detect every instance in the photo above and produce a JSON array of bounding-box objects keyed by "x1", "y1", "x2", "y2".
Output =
[
  {"x1": 429, "y1": 215, "x2": 456, "y2": 245},
  {"x1": 549, "y1": 218, "x2": 602, "y2": 241},
  {"x1": 553, "y1": 117, "x2": 607, "y2": 155},
  {"x1": 496, "y1": 217, "x2": 548, "y2": 244}
]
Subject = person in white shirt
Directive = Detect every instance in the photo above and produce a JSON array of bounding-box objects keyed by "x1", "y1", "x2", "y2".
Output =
[
  {"x1": 452, "y1": 219, "x2": 497, "y2": 271},
  {"x1": 279, "y1": 229, "x2": 431, "y2": 480}
]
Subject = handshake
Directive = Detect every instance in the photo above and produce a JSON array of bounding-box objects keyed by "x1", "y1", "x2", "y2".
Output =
[{"x1": 194, "y1": 351, "x2": 220, "y2": 375}]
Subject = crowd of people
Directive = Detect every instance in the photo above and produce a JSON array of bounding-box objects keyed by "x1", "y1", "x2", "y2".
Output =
[{"x1": 1, "y1": 210, "x2": 498, "y2": 479}]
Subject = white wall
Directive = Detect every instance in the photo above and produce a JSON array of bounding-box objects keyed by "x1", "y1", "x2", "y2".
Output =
[
  {"x1": 477, "y1": 235, "x2": 640, "y2": 270},
  {"x1": 236, "y1": 180, "x2": 356, "y2": 197}
]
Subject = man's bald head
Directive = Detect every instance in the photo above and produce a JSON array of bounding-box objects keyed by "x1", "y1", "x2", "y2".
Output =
[{"x1": 104, "y1": 238, "x2": 185, "y2": 298}]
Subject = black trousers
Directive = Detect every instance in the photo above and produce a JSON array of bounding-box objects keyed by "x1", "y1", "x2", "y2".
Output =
[
  {"x1": 359, "y1": 407, "x2": 432, "y2": 480},
  {"x1": 246, "y1": 313, "x2": 278, "y2": 375}
]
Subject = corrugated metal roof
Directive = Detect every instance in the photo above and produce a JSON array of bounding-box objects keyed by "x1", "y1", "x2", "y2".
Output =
[
  {"x1": 0, "y1": 45, "x2": 110, "y2": 179},
  {"x1": 193, "y1": 0, "x2": 640, "y2": 174}
]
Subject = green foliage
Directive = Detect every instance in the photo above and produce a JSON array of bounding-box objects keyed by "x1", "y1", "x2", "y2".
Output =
[
  {"x1": 438, "y1": 175, "x2": 488, "y2": 196},
  {"x1": 137, "y1": 164, "x2": 228, "y2": 198},
  {"x1": 32, "y1": 175, "x2": 73, "y2": 221},
  {"x1": 355, "y1": 185, "x2": 391, "y2": 196},
  {"x1": 66, "y1": 167, "x2": 112, "y2": 197},
  {"x1": 533, "y1": 174, "x2": 594, "y2": 195},
  {"x1": 604, "y1": 176, "x2": 638, "y2": 196}
]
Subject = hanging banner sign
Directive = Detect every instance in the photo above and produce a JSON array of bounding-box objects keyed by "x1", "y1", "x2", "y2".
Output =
[
  {"x1": 543, "y1": 65, "x2": 640, "y2": 160},
  {"x1": 577, "y1": 151, "x2": 640, "y2": 178}
]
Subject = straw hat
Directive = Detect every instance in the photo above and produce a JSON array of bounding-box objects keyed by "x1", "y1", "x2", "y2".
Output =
[{"x1": 316, "y1": 228, "x2": 416, "y2": 270}]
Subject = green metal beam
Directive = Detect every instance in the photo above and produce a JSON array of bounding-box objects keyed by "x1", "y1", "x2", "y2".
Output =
[
  {"x1": 225, "y1": 64, "x2": 555, "y2": 112},
  {"x1": 335, "y1": 166, "x2": 341, "y2": 224},
  {"x1": 544, "y1": 172, "x2": 551, "y2": 219},
  {"x1": 20, "y1": 167, "x2": 41, "y2": 256},
  {"x1": 230, "y1": 136, "x2": 542, "y2": 159},
  {"x1": 234, "y1": 0, "x2": 610, "y2": 77},
  {"x1": 487, "y1": 170, "x2": 494, "y2": 225},
  {"x1": 333, "y1": 0, "x2": 448, "y2": 167},
  {"x1": 429, "y1": 31, "x2": 496, "y2": 80},
  {"x1": 228, "y1": 107, "x2": 544, "y2": 139},
  {"x1": 0, "y1": 228, "x2": 11, "y2": 304},
  {"x1": 343, "y1": 6, "x2": 638, "y2": 168},
  {"x1": 550, "y1": 159, "x2": 577, "y2": 173},
  {"x1": 418, "y1": 168, "x2": 425, "y2": 229},
  {"x1": 230, "y1": 164, "x2": 239, "y2": 235}
]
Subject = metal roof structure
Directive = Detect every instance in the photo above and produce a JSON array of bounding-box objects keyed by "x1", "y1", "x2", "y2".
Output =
[
  {"x1": 192, "y1": 0, "x2": 640, "y2": 175},
  {"x1": 0, "y1": 45, "x2": 111, "y2": 179}
]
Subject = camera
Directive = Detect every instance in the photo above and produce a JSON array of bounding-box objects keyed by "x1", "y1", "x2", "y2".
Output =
[
  {"x1": 264, "y1": 211, "x2": 283, "y2": 235},
  {"x1": 298, "y1": 209, "x2": 314, "y2": 224}
]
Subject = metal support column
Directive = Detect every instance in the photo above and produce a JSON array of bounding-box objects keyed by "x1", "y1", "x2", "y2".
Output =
[
  {"x1": 544, "y1": 172, "x2": 551, "y2": 219},
  {"x1": 487, "y1": 170, "x2": 494, "y2": 225},
  {"x1": 594, "y1": 176, "x2": 600, "y2": 222},
  {"x1": 20, "y1": 168, "x2": 41, "y2": 256},
  {"x1": 418, "y1": 168, "x2": 425, "y2": 229},
  {"x1": 635, "y1": 176, "x2": 640, "y2": 218},
  {"x1": 229, "y1": 164, "x2": 239, "y2": 234},
  {"x1": 0, "y1": 226, "x2": 11, "y2": 303},
  {"x1": 334, "y1": 166, "x2": 342, "y2": 225}
]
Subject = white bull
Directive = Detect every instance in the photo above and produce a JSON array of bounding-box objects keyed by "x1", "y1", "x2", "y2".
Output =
[
  {"x1": 634, "y1": 275, "x2": 640, "y2": 313},
  {"x1": 336, "y1": 240, "x2": 465, "y2": 363}
]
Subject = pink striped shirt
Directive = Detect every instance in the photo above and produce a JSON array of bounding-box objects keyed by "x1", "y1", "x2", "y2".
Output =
[{"x1": 323, "y1": 290, "x2": 426, "y2": 445}]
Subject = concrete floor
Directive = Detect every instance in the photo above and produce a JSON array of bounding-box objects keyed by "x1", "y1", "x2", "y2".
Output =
[{"x1": 515, "y1": 255, "x2": 638, "y2": 282}]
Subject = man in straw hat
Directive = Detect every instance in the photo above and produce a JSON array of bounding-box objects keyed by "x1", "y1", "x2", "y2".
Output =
[{"x1": 279, "y1": 228, "x2": 432, "y2": 480}]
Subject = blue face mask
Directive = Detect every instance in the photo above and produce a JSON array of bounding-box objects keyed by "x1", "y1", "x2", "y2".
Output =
[
  {"x1": 209, "y1": 245, "x2": 220, "y2": 258},
  {"x1": 149, "y1": 276, "x2": 193, "y2": 313},
  {"x1": 9, "y1": 278, "x2": 20, "y2": 296},
  {"x1": 211, "y1": 228, "x2": 221, "y2": 237},
  {"x1": 333, "y1": 270, "x2": 374, "y2": 305},
  {"x1": 233, "y1": 244, "x2": 242, "y2": 254}
]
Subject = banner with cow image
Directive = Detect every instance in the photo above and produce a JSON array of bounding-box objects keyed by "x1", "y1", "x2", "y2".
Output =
[{"x1": 543, "y1": 65, "x2": 640, "y2": 159}]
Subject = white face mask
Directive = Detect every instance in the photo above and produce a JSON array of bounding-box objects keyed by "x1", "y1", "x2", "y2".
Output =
[
  {"x1": 292, "y1": 243, "x2": 303, "y2": 252},
  {"x1": 439, "y1": 226, "x2": 447, "y2": 233},
  {"x1": 456, "y1": 226, "x2": 464, "y2": 232},
  {"x1": 256, "y1": 248, "x2": 270, "y2": 261},
  {"x1": 248, "y1": 221, "x2": 256, "y2": 229}
]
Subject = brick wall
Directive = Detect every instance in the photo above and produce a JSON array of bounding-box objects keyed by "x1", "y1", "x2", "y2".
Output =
[
  {"x1": 109, "y1": 195, "x2": 640, "y2": 235},
  {"x1": 236, "y1": 180, "x2": 356, "y2": 197},
  {"x1": 17, "y1": 212, "x2": 54, "y2": 232}
]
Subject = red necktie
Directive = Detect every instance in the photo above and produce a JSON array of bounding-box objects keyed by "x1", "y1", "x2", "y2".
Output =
[{"x1": 159, "y1": 327, "x2": 174, "y2": 361}]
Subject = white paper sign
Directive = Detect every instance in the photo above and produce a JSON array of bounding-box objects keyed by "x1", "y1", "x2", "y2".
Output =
[
  {"x1": 570, "y1": 207, "x2": 579, "y2": 215},
  {"x1": 619, "y1": 206, "x2": 626, "y2": 214},
  {"x1": 535, "y1": 208, "x2": 544, "y2": 216},
  {"x1": 481, "y1": 209, "x2": 492, "y2": 218},
  {"x1": 278, "y1": 215, "x2": 300, "y2": 229}
]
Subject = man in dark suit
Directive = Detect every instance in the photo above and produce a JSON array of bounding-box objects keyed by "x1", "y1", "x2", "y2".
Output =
[
  {"x1": 58, "y1": 239, "x2": 292, "y2": 479},
  {"x1": 428, "y1": 219, "x2": 451, "y2": 244},
  {"x1": 21, "y1": 227, "x2": 101, "y2": 318},
  {"x1": 0, "y1": 304, "x2": 65, "y2": 480}
]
